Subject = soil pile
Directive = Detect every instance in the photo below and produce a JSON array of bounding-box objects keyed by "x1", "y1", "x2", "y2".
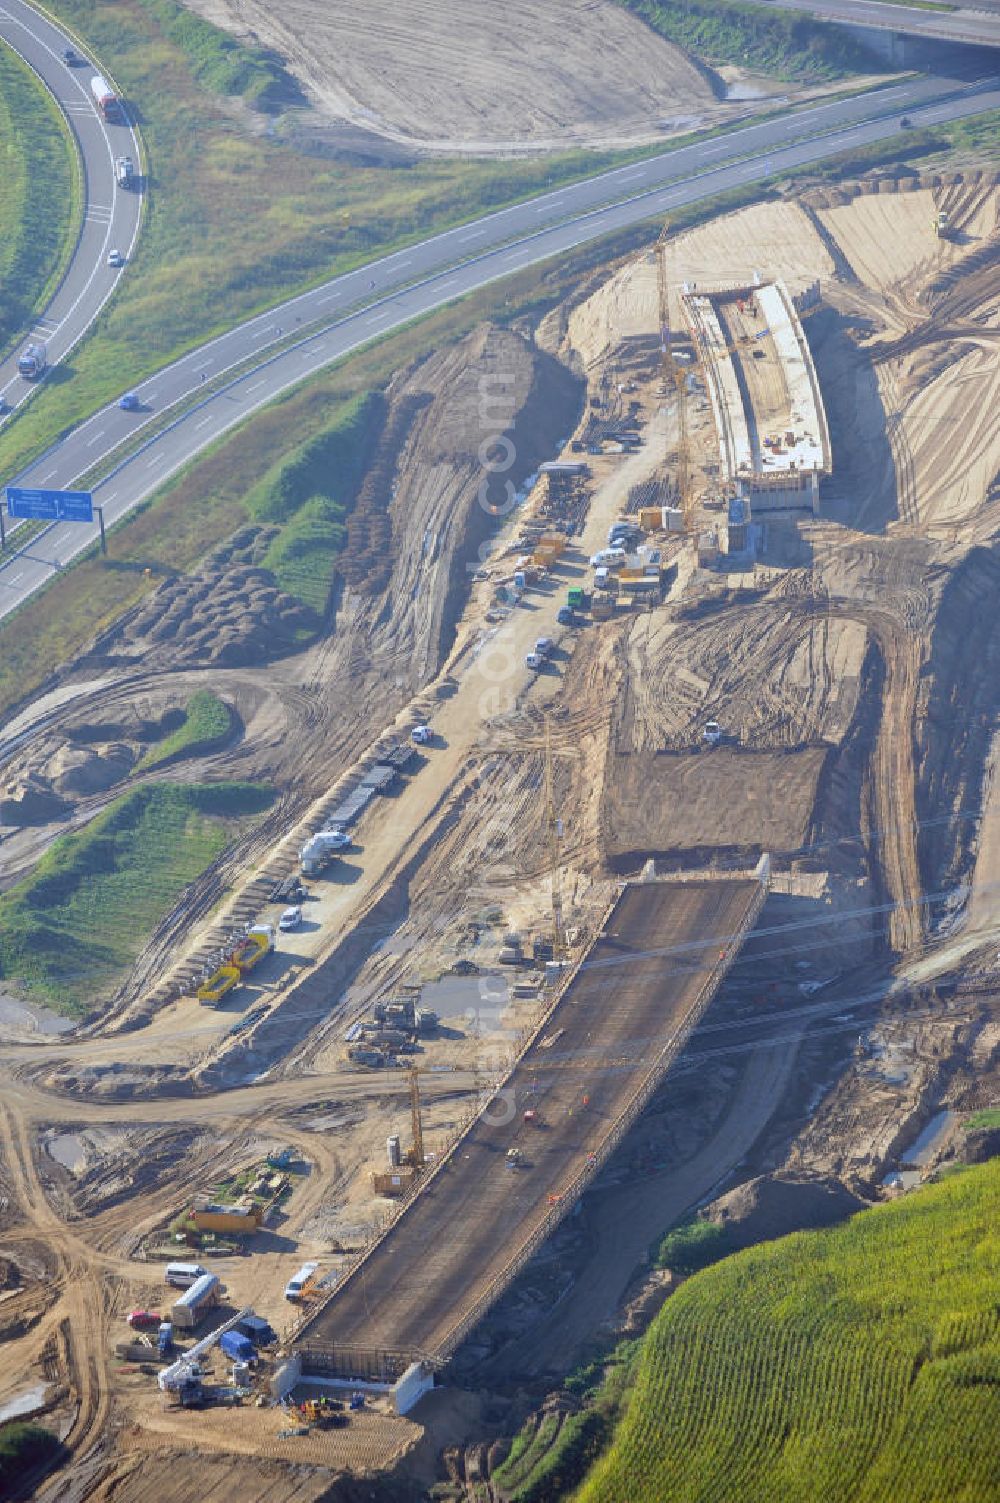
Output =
[
  {"x1": 181, "y1": 0, "x2": 715, "y2": 153},
  {"x1": 706, "y1": 1171, "x2": 870, "y2": 1248}
]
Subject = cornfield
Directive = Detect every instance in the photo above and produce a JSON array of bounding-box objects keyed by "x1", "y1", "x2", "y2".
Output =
[{"x1": 576, "y1": 1160, "x2": 1000, "y2": 1502}]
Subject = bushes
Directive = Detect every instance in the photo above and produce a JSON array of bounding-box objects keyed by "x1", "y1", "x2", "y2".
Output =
[
  {"x1": 656, "y1": 1215, "x2": 732, "y2": 1274},
  {"x1": 137, "y1": 690, "x2": 233, "y2": 771},
  {"x1": 136, "y1": 0, "x2": 300, "y2": 111},
  {"x1": 0, "y1": 1423, "x2": 62, "y2": 1494},
  {"x1": 622, "y1": 0, "x2": 877, "y2": 80}
]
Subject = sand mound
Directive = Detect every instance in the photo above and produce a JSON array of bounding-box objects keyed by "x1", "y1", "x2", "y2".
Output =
[
  {"x1": 707, "y1": 1172, "x2": 869, "y2": 1248},
  {"x1": 182, "y1": 0, "x2": 715, "y2": 153}
]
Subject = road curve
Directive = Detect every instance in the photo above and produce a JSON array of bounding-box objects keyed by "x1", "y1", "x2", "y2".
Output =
[
  {"x1": 0, "y1": 68, "x2": 998, "y2": 623},
  {"x1": 0, "y1": 0, "x2": 142, "y2": 421}
]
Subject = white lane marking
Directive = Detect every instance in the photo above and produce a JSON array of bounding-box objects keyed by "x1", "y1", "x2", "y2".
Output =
[
  {"x1": 85, "y1": 430, "x2": 105, "y2": 447},
  {"x1": 8, "y1": 573, "x2": 24, "y2": 585},
  {"x1": 146, "y1": 453, "x2": 163, "y2": 467},
  {"x1": 102, "y1": 491, "x2": 117, "y2": 504},
  {"x1": 393, "y1": 258, "x2": 412, "y2": 269},
  {"x1": 39, "y1": 469, "x2": 58, "y2": 483},
  {"x1": 194, "y1": 415, "x2": 213, "y2": 429},
  {"x1": 459, "y1": 229, "x2": 485, "y2": 241},
  {"x1": 194, "y1": 360, "x2": 212, "y2": 371},
  {"x1": 317, "y1": 291, "x2": 340, "y2": 304},
  {"x1": 247, "y1": 380, "x2": 265, "y2": 393}
]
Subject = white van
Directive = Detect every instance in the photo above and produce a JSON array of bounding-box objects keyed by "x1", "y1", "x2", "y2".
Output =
[
  {"x1": 165, "y1": 1261, "x2": 209, "y2": 1288},
  {"x1": 589, "y1": 547, "x2": 627, "y2": 570},
  {"x1": 284, "y1": 1261, "x2": 320, "y2": 1301}
]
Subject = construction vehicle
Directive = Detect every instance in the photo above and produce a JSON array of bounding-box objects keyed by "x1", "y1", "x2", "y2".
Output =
[
  {"x1": 90, "y1": 73, "x2": 118, "y2": 119},
  {"x1": 300, "y1": 829, "x2": 346, "y2": 877},
  {"x1": 566, "y1": 586, "x2": 590, "y2": 610},
  {"x1": 933, "y1": 209, "x2": 950, "y2": 239},
  {"x1": 17, "y1": 341, "x2": 46, "y2": 380},
  {"x1": 197, "y1": 924, "x2": 273, "y2": 1005},
  {"x1": 284, "y1": 1261, "x2": 320, "y2": 1301}
]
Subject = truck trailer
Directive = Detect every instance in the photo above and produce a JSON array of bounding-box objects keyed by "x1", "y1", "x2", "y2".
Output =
[
  {"x1": 90, "y1": 74, "x2": 118, "y2": 119},
  {"x1": 170, "y1": 1272, "x2": 222, "y2": 1330}
]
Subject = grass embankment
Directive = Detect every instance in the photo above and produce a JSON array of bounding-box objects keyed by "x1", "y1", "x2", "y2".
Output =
[
  {"x1": 0, "y1": 0, "x2": 641, "y2": 485},
  {"x1": 620, "y1": 0, "x2": 877, "y2": 81},
  {"x1": 0, "y1": 1422, "x2": 63, "y2": 1497},
  {"x1": 576, "y1": 1160, "x2": 1000, "y2": 1503},
  {"x1": 0, "y1": 781, "x2": 273, "y2": 1015},
  {"x1": 136, "y1": 689, "x2": 232, "y2": 771},
  {"x1": 0, "y1": 39, "x2": 78, "y2": 357}
]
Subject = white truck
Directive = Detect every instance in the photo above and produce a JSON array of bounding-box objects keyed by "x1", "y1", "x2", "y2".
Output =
[
  {"x1": 299, "y1": 830, "x2": 346, "y2": 877},
  {"x1": 115, "y1": 155, "x2": 134, "y2": 187}
]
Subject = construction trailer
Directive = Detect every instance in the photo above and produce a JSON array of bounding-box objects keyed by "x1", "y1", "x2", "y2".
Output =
[{"x1": 188, "y1": 1201, "x2": 263, "y2": 1235}]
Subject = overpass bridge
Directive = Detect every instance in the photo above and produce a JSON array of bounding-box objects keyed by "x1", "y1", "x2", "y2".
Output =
[
  {"x1": 752, "y1": 0, "x2": 1000, "y2": 52},
  {"x1": 292, "y1": 871, "x2": 768, "y2": 1382}
]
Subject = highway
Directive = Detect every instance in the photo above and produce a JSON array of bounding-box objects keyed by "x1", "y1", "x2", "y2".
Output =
[
  {"x1": 754, "y1": 0, "x2": 1000, "y2": 48},
  {"x1": 1, "y1": 66, "x2": 999, "y2": 623},
  {"x1": 0, "y1": 1, "x2": 142, "y2": 422}
]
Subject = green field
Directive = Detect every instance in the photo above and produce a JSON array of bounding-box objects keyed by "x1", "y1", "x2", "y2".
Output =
[
  {"x1": 0, "y1": 781, "x2": 273, "y2": 1014},
  {"x1": 0, "y1": 38, "x2": 78, "y2": 357},
  {"x1": 136, "y1": 689, "x2": 233, "y2": 771},
  {"x1": 620, "y1": 0, "x2": 877, "y2": 80},
  {"x1": 575, "y1": 1161, "x2": 1000, "y2": 1503}
]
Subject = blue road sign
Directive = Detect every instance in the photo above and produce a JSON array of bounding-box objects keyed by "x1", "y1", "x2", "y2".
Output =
[{"x1": 5, "y1": 486, "x2": 94, "y2": 523}]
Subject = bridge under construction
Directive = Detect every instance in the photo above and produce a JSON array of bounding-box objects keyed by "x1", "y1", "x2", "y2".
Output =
[{"x1": 293, "y1": 870, "x2": 768, "y2": 1382}]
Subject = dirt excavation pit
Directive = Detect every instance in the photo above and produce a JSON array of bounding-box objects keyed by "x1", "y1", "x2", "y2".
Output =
[{"x1": 6, "y1": 174, "x2": 1000, "y2": 1494}]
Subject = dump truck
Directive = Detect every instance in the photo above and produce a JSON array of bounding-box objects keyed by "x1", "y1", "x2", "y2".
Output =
[
  {"x1": 230, "y1": 924, "x2": 274, "y2": 975},
  {"x1": 90, "y1": 73, "x2": 118, "y2": 118},
  {"x1": 17, "y1": 341, "x2": 46, "y2": 380}
]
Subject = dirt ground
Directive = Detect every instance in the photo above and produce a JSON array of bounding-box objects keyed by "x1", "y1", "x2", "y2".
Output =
[
  {"x1": 5, "y1": 173, "x2": 1000, "y2": 1499},
  {"x1": 184, "y1": 0, "x2": 718, "y2": 154}
]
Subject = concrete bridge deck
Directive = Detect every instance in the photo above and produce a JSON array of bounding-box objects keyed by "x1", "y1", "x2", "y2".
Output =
[{"x1": 294, "y1": 874, "x2": 766, "y2": 1370}]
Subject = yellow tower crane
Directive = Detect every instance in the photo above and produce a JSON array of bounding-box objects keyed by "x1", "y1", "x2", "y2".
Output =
[
  {"x1": 657, "y1": 220, "x2": 693, "y2": 528},
  {"x1": 406, "y1": 1065, "x2": 425, "y2": 1169}
]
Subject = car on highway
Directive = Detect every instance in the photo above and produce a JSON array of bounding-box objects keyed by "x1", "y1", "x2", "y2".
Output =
[
  {"x1": 62, "y1": 46, "x2": 80, "y2": 65},
  {"x1": 278, "y1": 905, "x2": 303, "y2": 932},
  {"x1": 118, "y1": 391, "x2": 140, "y2": 411},
  {"x1": 107, "y1": 248, "x2": 124, "y2": 268}
]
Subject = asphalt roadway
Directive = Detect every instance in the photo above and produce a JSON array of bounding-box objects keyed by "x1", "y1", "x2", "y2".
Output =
[
  {"x1": 295, "y1": 878, "x2": 764, "y2": 1364},
  {"x1": 752, "y1": 0, "x2": 1000, "y2": 49},
  {"x1": 0, "y1": 1, "x2": 142, "y2": 421},
  {"x1": 1, "y1": 66, "x2": 999, "y2": 623}
]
